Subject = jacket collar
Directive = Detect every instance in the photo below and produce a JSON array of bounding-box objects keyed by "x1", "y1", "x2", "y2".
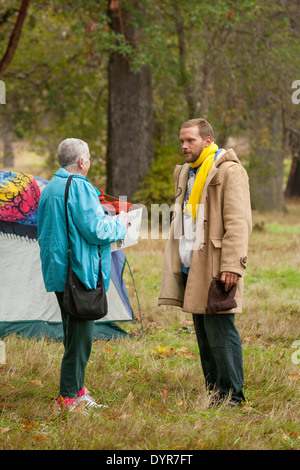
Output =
[
  {"x1": 55, "y1": 167, "x2": 89, "y2": 181},
  {"x1": 214, "y1": 148, "x2": 241, "y2": 167}
]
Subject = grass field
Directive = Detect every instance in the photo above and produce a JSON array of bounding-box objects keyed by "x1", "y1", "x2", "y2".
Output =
[{"x1": 0, "y1": 201, "x2": 299, "y2": 451}]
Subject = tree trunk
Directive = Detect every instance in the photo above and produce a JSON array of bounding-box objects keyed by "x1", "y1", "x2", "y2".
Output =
[
  {"x1": 174, "y1": 12, "x2": 197, "y2": 118},
  {"x1": 106, "y1": 2, "x2": 154, "y2": 200},
  {"x1": 285, "y1": 156, "x2": 300, "y2": 197},
  {"x1": 285, "y1": 129, "x2": 300, "y2": 197},
  {"x1": 249, "y1": 98, "x2": 285, "y2": 211},
  {"x1": 2, "y1": 117, "x2": 14, "y2": 167},
  {"x1": 0, "y1": 0, "x2": 30, "y2": 78}
]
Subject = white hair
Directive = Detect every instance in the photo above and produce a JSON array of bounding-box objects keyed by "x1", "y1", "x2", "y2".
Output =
[{"x1": 57, "y1": 138, "x2": 89, "y2": 169}]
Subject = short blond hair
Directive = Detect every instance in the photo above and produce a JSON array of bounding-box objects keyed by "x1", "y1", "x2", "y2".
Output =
[{"x1": 181, "y1": 118, "x2": 214, "y2": 140}]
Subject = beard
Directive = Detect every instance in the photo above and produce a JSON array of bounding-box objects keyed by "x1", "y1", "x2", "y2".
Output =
[{"x1": 183, "y1": 148, "x2": 203, "y2": 163}]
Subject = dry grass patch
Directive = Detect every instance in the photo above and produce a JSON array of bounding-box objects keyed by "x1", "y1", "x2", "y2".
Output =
[{"x1": 0, "y1": 201, "x2": 299, "y2": 450}]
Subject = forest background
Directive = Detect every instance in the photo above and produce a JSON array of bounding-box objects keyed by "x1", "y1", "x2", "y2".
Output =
[
  {"x1": 0, "y1": 0, "x2": 300, "y2": 452},
  {"x1": 1, "y1": 0, "x2": 300, "y2": 210}
]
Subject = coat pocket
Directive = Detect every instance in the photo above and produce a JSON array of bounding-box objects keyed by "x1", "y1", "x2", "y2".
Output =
[{"x1": 210, "y1": 237, "x2": 222, "y2": 279}]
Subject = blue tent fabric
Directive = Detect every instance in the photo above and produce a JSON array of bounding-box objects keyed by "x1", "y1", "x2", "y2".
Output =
[
  {"x1": 109, "y1": 249, "x2": 132, "y2": 320},
  {"x1": 0, "y1": 320, "x2": 128, "y2": 341}
]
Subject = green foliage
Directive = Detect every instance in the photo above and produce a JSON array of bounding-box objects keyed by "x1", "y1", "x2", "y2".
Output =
[
  {"x1": 132, "y1": 143, "x2": 183, "y2": 207},
  {"x1": 0, "y1": 2, "x2": 110, "y2": 167},
  {"x1": 1, "y1": 0, "x2": 300, "y2": 210}
]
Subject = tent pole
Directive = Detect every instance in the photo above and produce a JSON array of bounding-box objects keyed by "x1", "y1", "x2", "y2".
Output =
[{"x1": 125, "y1": 258, "x2": 143, "y2": 336}]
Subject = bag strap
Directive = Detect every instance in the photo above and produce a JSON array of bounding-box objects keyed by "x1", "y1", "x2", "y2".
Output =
[
  {"x1": 64, "y1": 174, "x2": 103, "y2": 285},
  {"x1": 64, "y1": 174, "x2": 74, "y2": 251}
]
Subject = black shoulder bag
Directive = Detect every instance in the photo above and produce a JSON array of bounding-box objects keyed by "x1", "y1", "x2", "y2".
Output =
[{"x1": 62, "y1": 175, "x2": 108, "y2": 320}]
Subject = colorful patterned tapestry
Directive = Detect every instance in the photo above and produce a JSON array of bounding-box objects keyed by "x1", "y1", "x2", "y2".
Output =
[{"x1": 0, "y1": 171, "x2": 41, "y2": 225}]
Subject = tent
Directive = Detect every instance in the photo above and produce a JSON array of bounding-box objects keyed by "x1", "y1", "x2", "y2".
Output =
[{"x1": 0, "y1": 170, "x2": 137, "y2": 341}]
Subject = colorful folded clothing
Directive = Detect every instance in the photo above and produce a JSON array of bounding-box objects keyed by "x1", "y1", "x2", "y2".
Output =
[
  {"x1": 0, "y1": 171, "x2": 40, "y2": 225},
  {"x1": 97, "y1": 188, "x2": 132, "y2": 214}
]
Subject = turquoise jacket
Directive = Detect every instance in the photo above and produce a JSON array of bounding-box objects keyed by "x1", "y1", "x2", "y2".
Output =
[{"x1": 37, "y1": 168, "x2": 127, "y2": 293}]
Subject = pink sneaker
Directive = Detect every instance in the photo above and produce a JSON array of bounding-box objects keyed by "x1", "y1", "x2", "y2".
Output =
[{"x1": 57, "y1": 396, "x2": 77, "y2": 411}]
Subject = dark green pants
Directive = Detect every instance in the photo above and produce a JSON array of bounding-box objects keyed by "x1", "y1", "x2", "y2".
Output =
[
  {"x1": 182, "y1": 273, "x2": 245, "y2": 403},
  {"x1": 55, "y1": 292, "x2": 94, "y2": 399},
  {"x1": 192, "y1": 313, "x2": 245, "y2": 403}
]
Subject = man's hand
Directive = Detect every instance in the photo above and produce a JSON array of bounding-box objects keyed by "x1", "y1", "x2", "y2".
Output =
[{"x1": 220, "y1": 272, "x2": 237, "y2": 291}]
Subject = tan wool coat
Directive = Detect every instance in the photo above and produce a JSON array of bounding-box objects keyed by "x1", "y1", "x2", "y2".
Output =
[{"x1": 158, "y1": 149, "x2": 252, "y2": 314}]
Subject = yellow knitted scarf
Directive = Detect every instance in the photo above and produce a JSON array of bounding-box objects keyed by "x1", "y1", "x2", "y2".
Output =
[{"x1": 184, "y1": 142, "x2": 218, "y2": 222}]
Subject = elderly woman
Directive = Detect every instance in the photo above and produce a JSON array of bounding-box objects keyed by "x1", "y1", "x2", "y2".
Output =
[{"x1": 38, "y1": 138, "x2": 127, "y2": 412}]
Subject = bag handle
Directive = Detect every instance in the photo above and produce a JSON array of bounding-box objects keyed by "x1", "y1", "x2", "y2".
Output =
[
  {"x1": 64, "y1": 174, "x2": 74, "y2": 252},
  {"x1": 64, "y1": 174, "x2": 103, "y2": 286}
]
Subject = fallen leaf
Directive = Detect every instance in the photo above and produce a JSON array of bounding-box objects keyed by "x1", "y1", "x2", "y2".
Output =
[
  {"x1": 0, "y1": 403, "x2": 10, "y2": 410},
  {"x1": 1, "y1": 427, "x2": 9, "y2": 433},
  {"x1": 176, "y1": 347, "x2": 190, "y2": 354},
  {"x1": 241, "y1": 405, "x2": 254, "y2": 413},
  {"x1": 128, "y1": 367, "x2": 142, "y2": 375},
  {"x1": 2, "y1": 383, "x2": 15, "y2": 390},
  {"x1": 21, "y1": 420, "x2": 35, "y2": 430},
  {"x1": 29, "y1": 380, "x2": 43, "y2": 387},
  {"x1": 179, "y1": 320, "x2": 193, "y2": 327},
  {"x1": 288, "y1": 373, "x2": 300, "y2": 381},
  {"x1": 280, "y1": 428, "x2": 289, "y2": 440},
  {"x1": 126, "y1": 391, "x2": 134, "y2": 401},
  {"x1": 197, "y1": 440, "x2": 210, "y2": 450},
  {"x1": 244, "y1": 334, "x2": 261, "y2": 343},
  {"x1": 153, "y1": 344, "x2": 196, "y2": 359},
  {"x1": 153, "y1": 345, "x2": 175, "y2": 358},
  {"x1": 176, "y1": 348, "x2": 197, "y2": 360},
  {"x1": 32, "y1": 434, "x2": 46, "y2": 442}
]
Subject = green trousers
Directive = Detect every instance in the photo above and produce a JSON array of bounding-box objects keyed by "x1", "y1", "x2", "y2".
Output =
[
  {"x1": 55, "y1": 292, "x2": 94, "y2": 399},
  {"x1": 182, "y1": 273, "x2": 245, "y2": 403},
  {"x1": 192, "y1": 313, "x2": 245, "y2": 403}
]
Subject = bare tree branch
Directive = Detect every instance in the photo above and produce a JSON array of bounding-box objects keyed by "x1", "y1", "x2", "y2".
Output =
[{"x1": 0, "y1": 0, "x2": 30, "y2": 78}]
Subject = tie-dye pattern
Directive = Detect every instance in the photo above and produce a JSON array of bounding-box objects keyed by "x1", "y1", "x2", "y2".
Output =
[{"x1": 0, "y1": 171, "x2": 40, "y2": 225}]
